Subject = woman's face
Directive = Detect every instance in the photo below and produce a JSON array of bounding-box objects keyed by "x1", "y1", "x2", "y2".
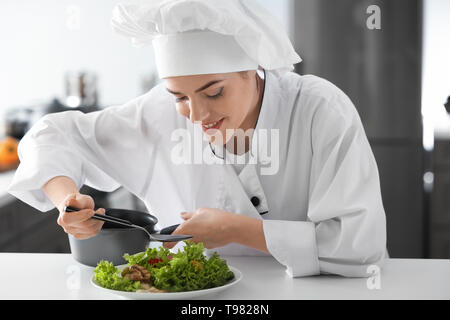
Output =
[{"x1": 164, "y1": 71, "x2": 262, "y2": 146}]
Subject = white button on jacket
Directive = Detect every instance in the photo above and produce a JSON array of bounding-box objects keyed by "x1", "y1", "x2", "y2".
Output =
[{"x1": 8, "y1": 70, "x2": 387, "y2": 278}]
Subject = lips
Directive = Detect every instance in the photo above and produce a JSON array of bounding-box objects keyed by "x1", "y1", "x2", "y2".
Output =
[{"x1": 201, "y1": 118, "x2": 225, "y2": 132}]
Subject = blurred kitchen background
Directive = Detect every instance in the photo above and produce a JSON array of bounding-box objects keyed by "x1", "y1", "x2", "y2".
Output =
[{"x1": 0, "y1": 0, "x2": 448, "y2": 258}]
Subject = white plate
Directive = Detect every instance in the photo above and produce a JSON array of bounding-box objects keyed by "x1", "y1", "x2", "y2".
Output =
[{"x1": 91, "y1": 265, "x2": 242, "y2": 300}]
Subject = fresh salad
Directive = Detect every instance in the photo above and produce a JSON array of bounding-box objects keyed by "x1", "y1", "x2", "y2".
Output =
[{"x1": 93, "y1": 241, "x2": 235, "y2": 293}]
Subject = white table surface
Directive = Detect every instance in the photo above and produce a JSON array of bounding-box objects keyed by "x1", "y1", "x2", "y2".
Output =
[{"x1": 0, "y1": 253, "x2": 449, "y2": 300}]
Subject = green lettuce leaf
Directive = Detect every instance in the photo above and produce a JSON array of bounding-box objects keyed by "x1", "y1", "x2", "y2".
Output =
[
  {"x1": 94, "y1": 260, "x2": 141, "y2": 292},
  {"x1": 94, "y1": 242, "x2": 234, "y2": 293},
  {"x1": 150, "y1": 242, "x2": 235, "y2": 292},
  {"x1": 123, "y1": 246, "x2": 172, "y2": 269}
]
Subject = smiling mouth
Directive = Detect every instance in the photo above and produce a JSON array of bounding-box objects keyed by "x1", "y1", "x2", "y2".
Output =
[{"x1": 201, "y1": 118, "x2": 225, "y2": 131}]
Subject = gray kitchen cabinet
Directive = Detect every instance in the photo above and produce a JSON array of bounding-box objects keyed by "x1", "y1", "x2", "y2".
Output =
[
  {"x1": 430, "y1": 139, "x2": 450, "y2": 258},
  {"x1": 0, "y1": 200, "x2": 70, "y2": 253},
  {"x1": 292, "y1": 0, "x2": 423, "y2": 141},
  {"x1": 429, "y1": 225, "x2": 450, "y2": 259},
  {"x1": 292, "y1": 0, "x2": 424, "y2": 257},
  {"x1": 430, "y1": 171, "x2": 450, "y2": 226},
  {"x1": 371, "y1": 143, "x2": 424, "y2": 258},
  {"x1": 0, "y1": 185, "x2": 144, "y2": 253},
  {"x1": 434, "y1": 139, "x2": 450, "y2": 168}
]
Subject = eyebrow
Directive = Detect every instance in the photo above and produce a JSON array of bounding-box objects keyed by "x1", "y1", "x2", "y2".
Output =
[{"x1": 166, "y1": 80, "x2": 224, "y2": 95}]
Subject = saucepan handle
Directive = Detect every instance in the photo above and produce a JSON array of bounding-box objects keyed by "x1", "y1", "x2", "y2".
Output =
[
  {"x1": 159, "y1": 224, "x2": 180, "y2": 235},
  {"x1": 64, "y1": 206, "x2": 133, "y2": 227}
]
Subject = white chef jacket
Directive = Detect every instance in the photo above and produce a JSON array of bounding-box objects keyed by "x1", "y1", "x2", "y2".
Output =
[{"x1": 8, "y1": 70, "x2": 387, "y2": 278}]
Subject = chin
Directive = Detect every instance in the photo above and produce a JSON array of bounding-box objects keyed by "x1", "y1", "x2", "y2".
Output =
[{"x1": 206, "y1": 127, "x2": 233, "y2": 147}]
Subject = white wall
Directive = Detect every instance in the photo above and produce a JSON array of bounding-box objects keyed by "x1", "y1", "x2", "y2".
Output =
[
  {"x1": 0, "y1": 0, "x2": 291, "y2": 116},
  {"x1": 0, "y1": 0, "x2": 155, "y2": 115},
  {"x1": 422, "y1": 0, "x2": 450, "y2": 146}
]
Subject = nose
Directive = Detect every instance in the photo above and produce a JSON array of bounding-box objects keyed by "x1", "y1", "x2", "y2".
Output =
[{"x1": 189, "y1": 100, "x2": 210, "y2": 124}]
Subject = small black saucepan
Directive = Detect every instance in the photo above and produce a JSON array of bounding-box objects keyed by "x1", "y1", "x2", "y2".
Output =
[{"x1": 65, "y1": 206, "x2": 191, "y2": 267}]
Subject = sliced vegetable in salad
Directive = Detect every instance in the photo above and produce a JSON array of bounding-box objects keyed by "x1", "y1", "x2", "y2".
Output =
[{"x1": 93, "y1": 241, "x2": 234, "y2": 293}]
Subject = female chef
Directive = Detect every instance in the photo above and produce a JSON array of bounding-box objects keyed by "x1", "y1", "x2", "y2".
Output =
[{"x1": 7, "y1": 0, "x2": 387, "y2": 278}]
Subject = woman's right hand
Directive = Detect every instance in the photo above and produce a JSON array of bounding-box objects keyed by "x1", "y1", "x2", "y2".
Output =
[{"x1": 56, "y1": 193, "x2": 105, "y2": 240}]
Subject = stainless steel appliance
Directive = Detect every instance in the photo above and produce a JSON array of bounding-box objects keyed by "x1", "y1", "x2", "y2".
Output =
[{"x1": 291, "y1": 0, "x2": 424, "y2": 258}]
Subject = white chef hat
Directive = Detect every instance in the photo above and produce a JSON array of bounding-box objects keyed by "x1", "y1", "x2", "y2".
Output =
[{"x1": 111, "y1": 0, "x2": 301, "y2": 78}]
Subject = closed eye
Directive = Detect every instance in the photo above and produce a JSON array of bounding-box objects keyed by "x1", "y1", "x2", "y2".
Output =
[
  {"x1": 206, "y1": 87, "x2": 224, "y2": 99},
  {"x1": 175, "y1": 96, "x2": 187, "y2": 103},
  {"x1": 175, "y1": 88, "x2": 223, "y2": 103}
]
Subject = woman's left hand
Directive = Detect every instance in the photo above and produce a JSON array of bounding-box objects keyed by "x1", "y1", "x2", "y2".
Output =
[{"x1": 163, "y1": 208, "x2": 238, "y2": 249}]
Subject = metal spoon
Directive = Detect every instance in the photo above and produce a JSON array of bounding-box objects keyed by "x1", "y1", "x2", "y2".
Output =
[{"x1": 64, "y1": 206, "x2": 192, "y2": 242}]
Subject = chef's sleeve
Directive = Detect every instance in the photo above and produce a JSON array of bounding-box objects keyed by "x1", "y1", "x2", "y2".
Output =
[
  {"x1": 7, "y1": 93, "x2": 160, "y2": 213},
  {"x1": 263, "y1": 92, "x2": 387, "y2": 278}
]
